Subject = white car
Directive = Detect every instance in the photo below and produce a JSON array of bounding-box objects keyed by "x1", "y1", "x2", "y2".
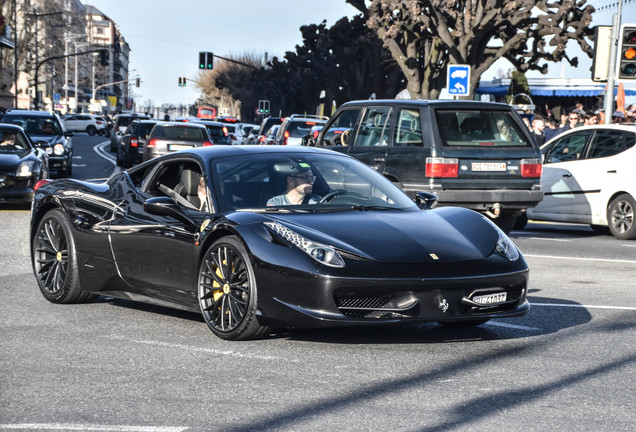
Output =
[
  {"x1": 526, "y1": 124, "x2": 636, "y2": 239},
  {"x1": 62, "y1": 114, "x2": 106, "y2": 135}
]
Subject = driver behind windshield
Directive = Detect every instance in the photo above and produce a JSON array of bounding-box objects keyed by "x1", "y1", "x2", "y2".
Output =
[{"x1": 267, "y1": 163, "x2": 321, "y2": 206}]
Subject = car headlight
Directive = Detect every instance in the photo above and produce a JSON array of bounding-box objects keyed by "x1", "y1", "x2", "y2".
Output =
[
  {"x1": 16, "y1": 160, "x2": 35, "y2": 178},
  {"x1": 481, "y1": 215, "x2": 520, "y2": 261},
  {"x1": 53, "y1": 143, "x2": 65, "y2": 156},
  {"x1": 265, "y1": 221, "x2": 345, "y2": 268}
]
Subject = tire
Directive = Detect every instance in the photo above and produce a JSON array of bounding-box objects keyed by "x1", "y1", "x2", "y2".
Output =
[
  {"x1": 32, "y1": 209, "x2": 95, "y2": 303},
  {"x1": 438, "y1": 318, "x2": 490, "y2": 328},
  {"x1": 87, "y1": 125, "x2": 97, "y2": 136},
  {"x1": 122, "y1": 151, "x2": 133, "y2": 168},
  {"x1": 490, "y1": 214, "x2": 515, "y2": 235},
  {"x1": 198, "y1": 236, "x2": 270, "y2": 340},
  {"x1": 607, "y1": 194, "x2": 636, "y2": 239},
  {"x1": 513, "y1": 213, "x2": 528, "y2": 230},
  {"x1": 115, "y1": 147, "x2": 122, "y2": 166}
]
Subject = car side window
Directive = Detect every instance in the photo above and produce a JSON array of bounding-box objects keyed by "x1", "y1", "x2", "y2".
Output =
[
  {"x1": 320, "y1": 108, "x2": 362, "y2": 146},
  {"x1": 587, "y1": 130, "x2": 626, "y2": 159},
  {"x1": 393, "y1": 108, "x2": 422, "y2": 147},
  {"x1": 353, "y1": 106, "x2": 391, "y2": 147},
  {"x1": 544, "y1": 131, "x2": 592, "y2": 163},
  {"x1": 145, "y1": 160, "x2": 207, "y2": 211}
]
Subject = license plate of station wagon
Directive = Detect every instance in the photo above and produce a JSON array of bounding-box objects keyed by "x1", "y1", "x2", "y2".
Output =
[
  {"x1": 471, "y1": 162, "x2": 506, "y2": 172},
  {"x1": 168, "y1": 145, "x2": 194, "y2": 151},
  {"x1": 473, "y1": 292, "x2": 507, "y2": 304}
]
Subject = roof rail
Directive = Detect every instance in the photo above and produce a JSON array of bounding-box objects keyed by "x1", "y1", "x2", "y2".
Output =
[{"x1": 289, "y1": 114, "x2": 329, "y2": 120}]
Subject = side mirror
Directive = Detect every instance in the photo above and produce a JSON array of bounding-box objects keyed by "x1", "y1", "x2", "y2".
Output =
[
  {"x1": 143, "y1": 196, "x2": 197, "y2": 230},
  {"x1": 35, "y1": 140, "x2": 50, "y2": 149},
  {"x1": 64, "y1": 131, "x2": 75, "y2": 137},
  {"x1": 415, "y1": 191, "x2": 438, "y2": 210}
]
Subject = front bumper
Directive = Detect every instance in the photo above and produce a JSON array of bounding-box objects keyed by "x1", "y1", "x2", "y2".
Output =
[{"x1": 253, "y1": 261, "x2": 529, "y2": 328}]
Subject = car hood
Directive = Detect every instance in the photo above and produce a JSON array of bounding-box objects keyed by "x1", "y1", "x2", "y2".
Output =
[
  {"x1": 28, "y1": 134, "x2": 63, "y2": 144},
  {"x1": 0, "y1": 150, "x2": 33, "y2": 169},
  {"x1": 248, "y1": 207, "x2": 501, "y2": 263}
]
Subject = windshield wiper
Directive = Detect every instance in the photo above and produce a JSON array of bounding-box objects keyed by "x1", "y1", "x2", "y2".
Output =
[
  {"x1": 309, "y1": 205, "x2": 397, "y2": 212},
  {"x1": 235, "y1": 207, "x2": 306, "y2": 213}
]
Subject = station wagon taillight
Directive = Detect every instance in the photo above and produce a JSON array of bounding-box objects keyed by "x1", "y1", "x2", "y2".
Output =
[
  {"x1": 521, "y1": 158, "x2": 542, "y2": 178},
  {"x1": 425, "y1": 157, "x2": 459, "y2": 178},
  {"x1": 147, "y1": 138, "x2": 157, "y2": 148},
  {"x1": 283, "y1": 130, "x2": 289, "y2": 145},
  {"x1": 130, "y1": 136, "x2": 138, "y2": 147}
]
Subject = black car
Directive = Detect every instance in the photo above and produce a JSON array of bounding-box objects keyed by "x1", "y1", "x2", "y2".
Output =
[
  {"x1": 109, "y1": 113, "x2": 151, "y2": 152},
  {"x1": 116, "y1": 119, "x2": 158, "y2": 168},
  {"x1": 0, "y1": 123, "x2": 49, "y2": 204},
  {"x1": 190, "y1": 120, "x2": 231, "y2": 145},
  {"x1": 314, "y1": 100, "x2": 544, "y2": 233},
  {"x1": 2, "y1": 109, "x2": 73, "y2": 177},
  {"x1": 30, "y1": 146, "x2": 529, "y2": 341}
]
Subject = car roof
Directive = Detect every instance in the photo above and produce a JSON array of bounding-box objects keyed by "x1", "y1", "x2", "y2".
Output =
[
  {"x1": 168, "y1": 144, "x2": 339, "y2": 160},
  {"x1": 3, "y1": 109, "x2": 57, "y2": 117},
  {"x1": 0, "y1": 122, "x2": 28, "y2": 132},
  {"x1": 155, "y1": 121, "x2": 207, "y2": 129},
  {"x1": 340, "y1": 99, "x2": 513, "y2": 109},
  {"x1": 191, "y1": 120, "x2": 225, "y2": 126}
]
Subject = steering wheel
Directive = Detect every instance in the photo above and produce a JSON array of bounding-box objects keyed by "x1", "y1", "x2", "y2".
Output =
[{"x1": 319, "y1": 189, "x2": 347, "y2": 203}]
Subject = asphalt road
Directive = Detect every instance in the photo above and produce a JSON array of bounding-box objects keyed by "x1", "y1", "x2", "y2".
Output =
[{"x1": 0, "y1": 134, "x2": 634, "y2": 431}]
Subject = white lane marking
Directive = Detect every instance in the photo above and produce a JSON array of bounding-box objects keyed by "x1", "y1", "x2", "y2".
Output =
[
  {"x1": 532, "y1": 302, "x2": 636, "y2": 311},
  {"x1": 0, "y1": 424, "x2": 187, "y2": 432},
  {"x1": 72, "y1": 164, "x2": 87, "y2": 167},
  {"x1": 93, "y1": 141, "x2": 115, "y2": 165},
  {"x1": 525, "y1": 254, "x2": 636, "y2": 265},
  {"x1": 73, "y1": 155, "x2": 83, "y2": 159},
  {"x1": 108, "y1": 335, "x2": 291, "y2": 362},
  {"x1": 485, "y1": 321, "x2": 542, "y2": 331},
  {"x1": 516, "y1": 237, "x2": 571, "y2": 242}
]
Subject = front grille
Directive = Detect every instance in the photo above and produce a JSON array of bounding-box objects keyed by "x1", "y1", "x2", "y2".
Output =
[
  {"x1": 338, "y1": 296, "x2": 393, "y2": 309},
  {"x1": 335, "y1": 295, "x2": 416, "y2": 319}
]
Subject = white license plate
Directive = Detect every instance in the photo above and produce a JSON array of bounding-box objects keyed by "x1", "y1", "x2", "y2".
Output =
[
  {"x1": 472, "y1": 162, "x2": 506, "y2": 172},
  {"x1": 168, "y1": 144, "x2": 193, "y2": 151},
  {"x1": 473, "y1": 292, "x2": 507, "y2": 304}
]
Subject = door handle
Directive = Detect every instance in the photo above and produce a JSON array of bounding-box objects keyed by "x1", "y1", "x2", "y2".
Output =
[{"x1": 562, "y1": 173, "x2": 572, "y2": 177}]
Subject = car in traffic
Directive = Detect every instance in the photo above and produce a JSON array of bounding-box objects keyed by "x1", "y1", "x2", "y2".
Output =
[
  {"x1": 109, "y1": 113, "x2": 151, "y2": 152},
  {"x1": 30, "y1": 145, "x2": 530, "y2": 341},
  {"x1": 2, "y1": 109, "x2": 73, "y2": 177},
  {"x1": 275, "y1": 114, "x2": 329, "y2": 146},
  {"x1": 262, "y1": 125, "x2": 280, "y2": 145},
  {"x1": 250, "y1": 116, "x2": 284, "y2": 144},
  {"x1": 0, "y1": 123, "x2": 49, "y2": 204},
  {"x1": 522, "y1": 124, "x2": 636, "y2": 239},
  {"x1": 62, "y1": 114, "x2": 106, "y2": 136},
  {"x1": 116, "y1": 119, "x2": 158, "y2": 168},
  {"x1": 142, "y1": 121, "x2": 212, "y2": 161},
  {"x1": 313, "y1": 100, "x2": 544, "y2": 233},
  {"x1": 190, "y1": 120, "x2": 231, "y2": 145}
]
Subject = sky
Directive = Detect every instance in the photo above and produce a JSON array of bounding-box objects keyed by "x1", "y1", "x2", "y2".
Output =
[{"x1": 82, "y1": 0, "x2": 359, "y2": 106}]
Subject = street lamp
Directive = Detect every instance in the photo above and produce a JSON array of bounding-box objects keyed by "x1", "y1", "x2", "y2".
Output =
[
  {"x1": 64, "y1": 34, "x2": 84, "y2": 113},
  {"x1": 27, "y1": 9, "x2": 64, "y2": 110}
]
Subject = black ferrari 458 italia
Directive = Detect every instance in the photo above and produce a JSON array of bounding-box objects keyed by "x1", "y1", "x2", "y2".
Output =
[{"x1": 30, "y1": 146, "x2": 529, "y2": 340}]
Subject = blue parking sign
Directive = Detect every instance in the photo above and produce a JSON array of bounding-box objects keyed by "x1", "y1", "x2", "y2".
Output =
[{"x1": 447, "y1": 65, "x2": 471, "y2": 96}]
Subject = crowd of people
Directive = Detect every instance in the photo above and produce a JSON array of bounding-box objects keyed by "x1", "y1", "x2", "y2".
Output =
[{"x1": 522, "y1": 103, "x2": 636, "y2": 146}]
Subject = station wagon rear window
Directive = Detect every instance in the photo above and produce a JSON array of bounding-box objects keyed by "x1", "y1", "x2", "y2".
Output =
[{"x1": 436, "y1": 110, "x2": 532, "y2": 147}]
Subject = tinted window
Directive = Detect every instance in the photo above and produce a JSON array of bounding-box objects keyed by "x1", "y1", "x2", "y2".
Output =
[
  {"x1": 0, "y1": 130, "x2": 29, "y2": 151},
  {"x1": 394, "y1": 108, "x2": 422, "y2": 147},
  {"x1": 288, "y1": 121, "x2": 322, "y2": 138},
  {"x1": 544, "y1": 130, "x2": 592, "y2": 163},
  {"x1": 587, "y1": 130, "x2": 627, "y2": 159},
  {"x1": 4, "y1": 115, "x2": 61, "y2": 135},
  {"x1": 151, "y1": 125, "x2": 206, "y2": 140},
  {"x1": 436, "y1": 110, "x2": 531, "y2": 147}
]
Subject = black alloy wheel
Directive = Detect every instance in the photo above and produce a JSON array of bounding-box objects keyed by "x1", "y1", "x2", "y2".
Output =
[
  {"x1": 32, "y1": 209, "x2": 94, "y2": 303},
  {"x1": 198, "y1": 236, "x2": 269, "y2": 340},
  {"x1": 608, "y1": 194, "x2": 636, "y2": 239}
]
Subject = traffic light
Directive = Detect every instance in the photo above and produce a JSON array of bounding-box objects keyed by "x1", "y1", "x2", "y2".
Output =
[
  {"x1": 178, "y1": 77, "x2": 184, "y2": 87},
  {"x1": 258, "y1": 100, "x2": 264, "y2": 114},
  {"x1": 99, "y1": 49, "x2": 109, "y2": 66},
  {"x1": 199, "y1": 52, "x2": 206, "y2": 69},
  {"x1": 206, "y1": 52, "x2": 213, "y2": 69},
  {"x1": 264, "y1": 100, "x2": 270, "y2": 114},
  {"x1": 182, "y1": 77, "x2": 186, "y2": 87},
  {"x1": 618, "y1": 24, "x2": 636, "y2": 79},
  {"x1": 135, "y1": 78, "x2": 140, "y2": 87}
]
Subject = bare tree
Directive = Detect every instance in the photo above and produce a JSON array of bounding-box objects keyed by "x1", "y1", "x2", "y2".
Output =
[{"x1": 347, "y1": 0, "x2": 595, "y2": 99}]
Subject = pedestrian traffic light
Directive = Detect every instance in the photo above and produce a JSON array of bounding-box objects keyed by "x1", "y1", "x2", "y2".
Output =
[
  {"x1": 618, "y1": 24, "x2": 636, "y2": 79},
  {"x1": 99, "y1": 49, "x2": 109, "y2": 66},
  {"x1": 199, "y1": 52, "x2": 206, "y2": 69}
]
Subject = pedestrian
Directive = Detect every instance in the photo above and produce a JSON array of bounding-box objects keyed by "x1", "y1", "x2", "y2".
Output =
[
  {"x1": 565, "y1": 111, "x2": 581, "y2": 130},
  {"x1": 544, "y1": 119, "x2": 560, "y2": 142},
  {"x1": 531, "y1": 116, "x2": 546, "y2": 146}
]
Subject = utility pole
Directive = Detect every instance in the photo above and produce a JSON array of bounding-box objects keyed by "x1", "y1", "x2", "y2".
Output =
[
  {"x1": 604, "y1": 0, "x2": 624, "y2": 124},
  {"x1": 27, "y1": 10, "x2": 64, "y2": 110}
]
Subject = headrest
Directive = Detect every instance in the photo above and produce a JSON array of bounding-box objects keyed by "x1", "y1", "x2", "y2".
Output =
[{"x1": 180, "y1": 169, "x2": 200, "y2": 195}]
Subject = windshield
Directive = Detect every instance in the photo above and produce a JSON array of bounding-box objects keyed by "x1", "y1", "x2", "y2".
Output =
[
  {"x1": 4, "y1": 115, "x2": 62, "y2": 135},
  {"x1": 0, "y1": 130, "x2": 31, "y2": 151},
  {"x1": 211, "y1": 152, "x2": 417, "y2": 212}
]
